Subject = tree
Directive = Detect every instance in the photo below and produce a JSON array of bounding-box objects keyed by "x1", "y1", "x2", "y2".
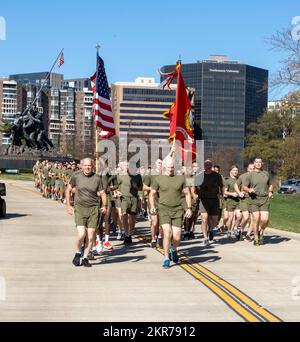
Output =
[
  {"x1": 278, "y1": 117, "x2": 300, "y2": 179},
  {"x1": 243, "y1": 93, "x2": 300, "y2": 174},
  {"x1": 268, "y1": 28, "x2": 300, "y2": 87},
  {"x1": 0, "y1": 121, "x2": 12, "y2": 136}
]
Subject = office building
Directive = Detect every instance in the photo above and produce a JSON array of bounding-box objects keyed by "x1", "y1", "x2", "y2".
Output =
[
  {"x1": 0, "y1": 79, "x2": 18, "y2": 145},
  {"x1": 10, "y1": 72, "x2": 63, "y2": 89},
  {"x1": 63, "y1": 78, "x2": 91, "y2": 91},
  {"x1": 161, "y1": 55, "x2": 268, "y2": 159},
  {"x1": 111, "y1": 77, "x2": 177, "y2": 142}
]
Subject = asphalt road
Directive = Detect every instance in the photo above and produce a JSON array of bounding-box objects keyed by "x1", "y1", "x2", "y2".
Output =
[{"x1": 0, "y1": 180, "x2": 299, "y2": 322}]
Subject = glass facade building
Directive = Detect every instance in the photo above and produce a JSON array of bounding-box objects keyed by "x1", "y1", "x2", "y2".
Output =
[{"x1": 161, "y1": 57, "x2": 268, "y2": 158}]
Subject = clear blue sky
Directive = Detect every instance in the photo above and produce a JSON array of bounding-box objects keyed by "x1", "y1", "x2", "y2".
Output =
[{"x1": 0, "y1": 0, "x2": 299, "y2": 100}]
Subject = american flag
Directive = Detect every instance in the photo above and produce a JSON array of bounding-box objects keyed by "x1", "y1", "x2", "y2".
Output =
[
  {"x1": 91, "y1": 54, "x2": 116, "y2": 138},
  {"x1": 58, "y1": 52, "x2": 64, "y2": 68}
]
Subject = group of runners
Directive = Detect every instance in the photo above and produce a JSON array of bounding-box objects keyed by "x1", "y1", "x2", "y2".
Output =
[{"x1": 33, "y1": 155, "x2": 274, "y2": 268}]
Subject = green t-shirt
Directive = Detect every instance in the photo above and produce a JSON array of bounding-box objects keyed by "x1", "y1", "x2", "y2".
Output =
[
  {"x1": 245, "y1": 171, "x2": 270, "y2": 197},
  {"x1": 69, "y1": 171, "x2": 104, "y2": 207},
  {"x1": 117, "y1": 174, "x2": 143, "y2": 198},
  {"x1": 237, "y1": 173, "x2": 250, "y2": 198},
  {"x1": 42, "y1": 168, "x2": 50, "y2": 180},
  {"x1": 196, "y1": 172, "x2": 223, "y2": 199},
  {"x1": 152, "y1": 175, "x2": 186, "y2": 208},
  {"x1": 224, "y1": 177, "x2": 238, "y2": 200}
]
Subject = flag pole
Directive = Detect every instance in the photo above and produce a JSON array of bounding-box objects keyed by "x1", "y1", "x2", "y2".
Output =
[
  {"x1": 24, "y1": 48, "x2": 64, "y2": 114},
  {"x1": 95, "y1": 43, "x2": 100, "y2": 174}
]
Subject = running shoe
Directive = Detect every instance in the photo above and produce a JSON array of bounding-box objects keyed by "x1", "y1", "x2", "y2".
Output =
[
  {"x1": 96, "y1": 242, "x2": 103, "y2": 254},
  {"x1": 117, "y1": 232, "x2": 122, "y2": 240},
  {"x1": 87, "y1": 252, "x2": 95, "y2": 260},
  {"x1": 245, "y1": 235, "x2": 252, "y2": 242},
  {"x1": 183, "y1": 231, "x2": 190, "y2": 241},
  {"x1": 253, "y1": 239, "x2": 260, "y2": 247},
  {"x1": 72, "y1": 253, "x2": 81, "y2": 267},
  {"x1": 81, "y1": 258, "x2": 92, "y2": 267},
  {"x1": 208, "y1": 230, "x2": 214, "y2": 241},
  {"x1": 170, "y1": 247, "x2": 179, "y2": 264},
  {"x1": 203, "y1": 239, "x2": 210, "y2": 247},
  {"x1": 110, "y1": 223, "x2": 117, "y2": 234},
  {"x1": 103, "y1": 241, "x2": 113, "y2": 250},
  {"x1": 151, "y1": 240, "x2": 157, "y2": 248},
  {"x1": 226, "y1": 230, "x2": 231, "y2": 239},
  {"x1": 259, "y1": 235, "x2": 265, "y2": 245},
  {"x1": 162, "y1": 259, "x2": 170, "y2": 268},
  {"x1": 189, "y1": 232, "x2": 195, "y2": 240},
  {"x1": 124, "y1": 236, "x2": 132, "y2": 244}
]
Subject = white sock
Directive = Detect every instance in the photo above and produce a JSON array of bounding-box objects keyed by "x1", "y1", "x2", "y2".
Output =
[{"x1": 105, "y1": 235, "x2": 109, "y2": 242}]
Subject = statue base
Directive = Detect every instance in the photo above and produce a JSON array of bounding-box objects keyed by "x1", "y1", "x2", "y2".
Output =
[{"x1": 0, "y1": 146, "x2": 77, "y2": 171}]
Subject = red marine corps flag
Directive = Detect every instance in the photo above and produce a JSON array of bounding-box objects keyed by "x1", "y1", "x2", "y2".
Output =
[{"x1": 161, "y1": 62, "x2": 197, "y2": 163}]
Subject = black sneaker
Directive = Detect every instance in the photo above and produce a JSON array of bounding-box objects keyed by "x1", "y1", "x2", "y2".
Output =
[
  {"x1": 189, "y1": 232, "x2": 195, "y2": 240},
  {"x1": 208, "y1": 230, "x2": 214, "y2": 241},
  {"x1": 183, "y1": 231, "x2": 190, "y2": 241},
  {"x1": 72, "y1": 253, "x2": 81, "y2": 267},
  {"x1": 81, "y1": 258, "x2": 92, "y2": 267},
  {"x1": 124, "y1": 236, "x2": 132, "y2": 244},
  {"x1": 151, "y1": 240, "x2": 157, "y2": 248}
]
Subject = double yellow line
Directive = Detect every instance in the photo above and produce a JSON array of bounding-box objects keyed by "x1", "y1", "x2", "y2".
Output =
[{"x1": 138, "y1": 235, "x2": 282, "y2": 323}]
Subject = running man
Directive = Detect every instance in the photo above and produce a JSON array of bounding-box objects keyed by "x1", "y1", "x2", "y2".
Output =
[
  {"x1": 115, "y1": 161, "x2": 144, "y2": 244},
  {"x1": 149, "y1": 158, "x2": 192, "y2": 268},
  {"x1": 243, "y1": 158, "x2": 274, "y2": 246},
  {"x1": 224, "y1": 165, "x2": 242, "y2": 239},
  {"x1": 143, "y1": 159, "x2": 163, "y2": 248},
  {"x1": 234, "y1": 163, "x2": 255, "y2": 241},
  {"x1": 195, "y1": 160, "x2": 224, "y2": 246},
  {"x1": 66, "y1": 158, "x2": 107, "y2": 267}
]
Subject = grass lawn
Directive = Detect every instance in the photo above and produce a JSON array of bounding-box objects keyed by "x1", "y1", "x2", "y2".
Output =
[
  {"x1": 270, "y1": 194, "x2": 300, "y2": 234},
  {"x1": 0, "y1": 173, "x2": 34, "y2": 182}
]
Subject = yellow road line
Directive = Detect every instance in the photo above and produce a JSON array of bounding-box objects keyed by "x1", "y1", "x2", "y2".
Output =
[
  {"x1": 179, "y1": 263, "x2": 260, "y2": 322},
  {"x1": 137, "y1": 235, "x2": 283, "y2": 323},
  {"x1": 179, "y1": 254, "x2": 282, "y2": 322}
]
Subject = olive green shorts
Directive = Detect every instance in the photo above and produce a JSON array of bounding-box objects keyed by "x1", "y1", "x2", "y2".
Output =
[
  {"x1": 199, "y1": 198, "x2": 220, "y2": 216},
  {"x1": 239, "y1": 198, "x2": 249, "y2": 212},
  {"x1": 248, "y1": 196, "x2": 270, "y2": 213},
  {"x1": 158, "y1": 204, "x2": 183, "y2": 228},
  {"x1": 226, "y1": 198, "x2": 240, "y2": 212},
  {"x1": 192, "y1": 197, "x2": 200, "y2": 215},
  {"x1": 107, "y1": 195, "x2": 116, "y2": 208},
  {"x1": 55, "y1": 180, "x2": 62, "y2": 189},
  {"x1": 74, "y1": 205, "x2": 100, "y2": 229},
  {"x1": 43, "y1": 178, "x2": 51, "y2": 186},
  {"x1": 121, "y1": 196, "x2": 138, "y2": 215}
]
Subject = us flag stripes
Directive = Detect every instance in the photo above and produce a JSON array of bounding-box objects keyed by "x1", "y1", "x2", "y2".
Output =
[{"x1": 91, "y1": 54, "x2": 116, "y2": 138}]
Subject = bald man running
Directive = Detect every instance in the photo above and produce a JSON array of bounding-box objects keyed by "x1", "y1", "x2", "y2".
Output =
[{"x1": 150, "y1": 158, "x2": 192, "y2": 268}]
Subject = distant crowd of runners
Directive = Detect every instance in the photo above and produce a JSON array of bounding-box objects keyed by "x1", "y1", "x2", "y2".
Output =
[{"x1": 33, "y1": 156, "x2": 274, "y2": 268}]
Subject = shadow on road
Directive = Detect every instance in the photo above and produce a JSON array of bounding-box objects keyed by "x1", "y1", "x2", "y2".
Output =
[
  {"x1": 2, "y1": 213, "x2": 30, "y2": 220},
  {"x1": 264, "y1": 235, "x2": 291, "y2": 244},
  {"x1": 179, "y1": 245, "x2": 221, "y2": 264},
  {"x1": 93, "y1": 255, "x2": 146, "y2": 265}
]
